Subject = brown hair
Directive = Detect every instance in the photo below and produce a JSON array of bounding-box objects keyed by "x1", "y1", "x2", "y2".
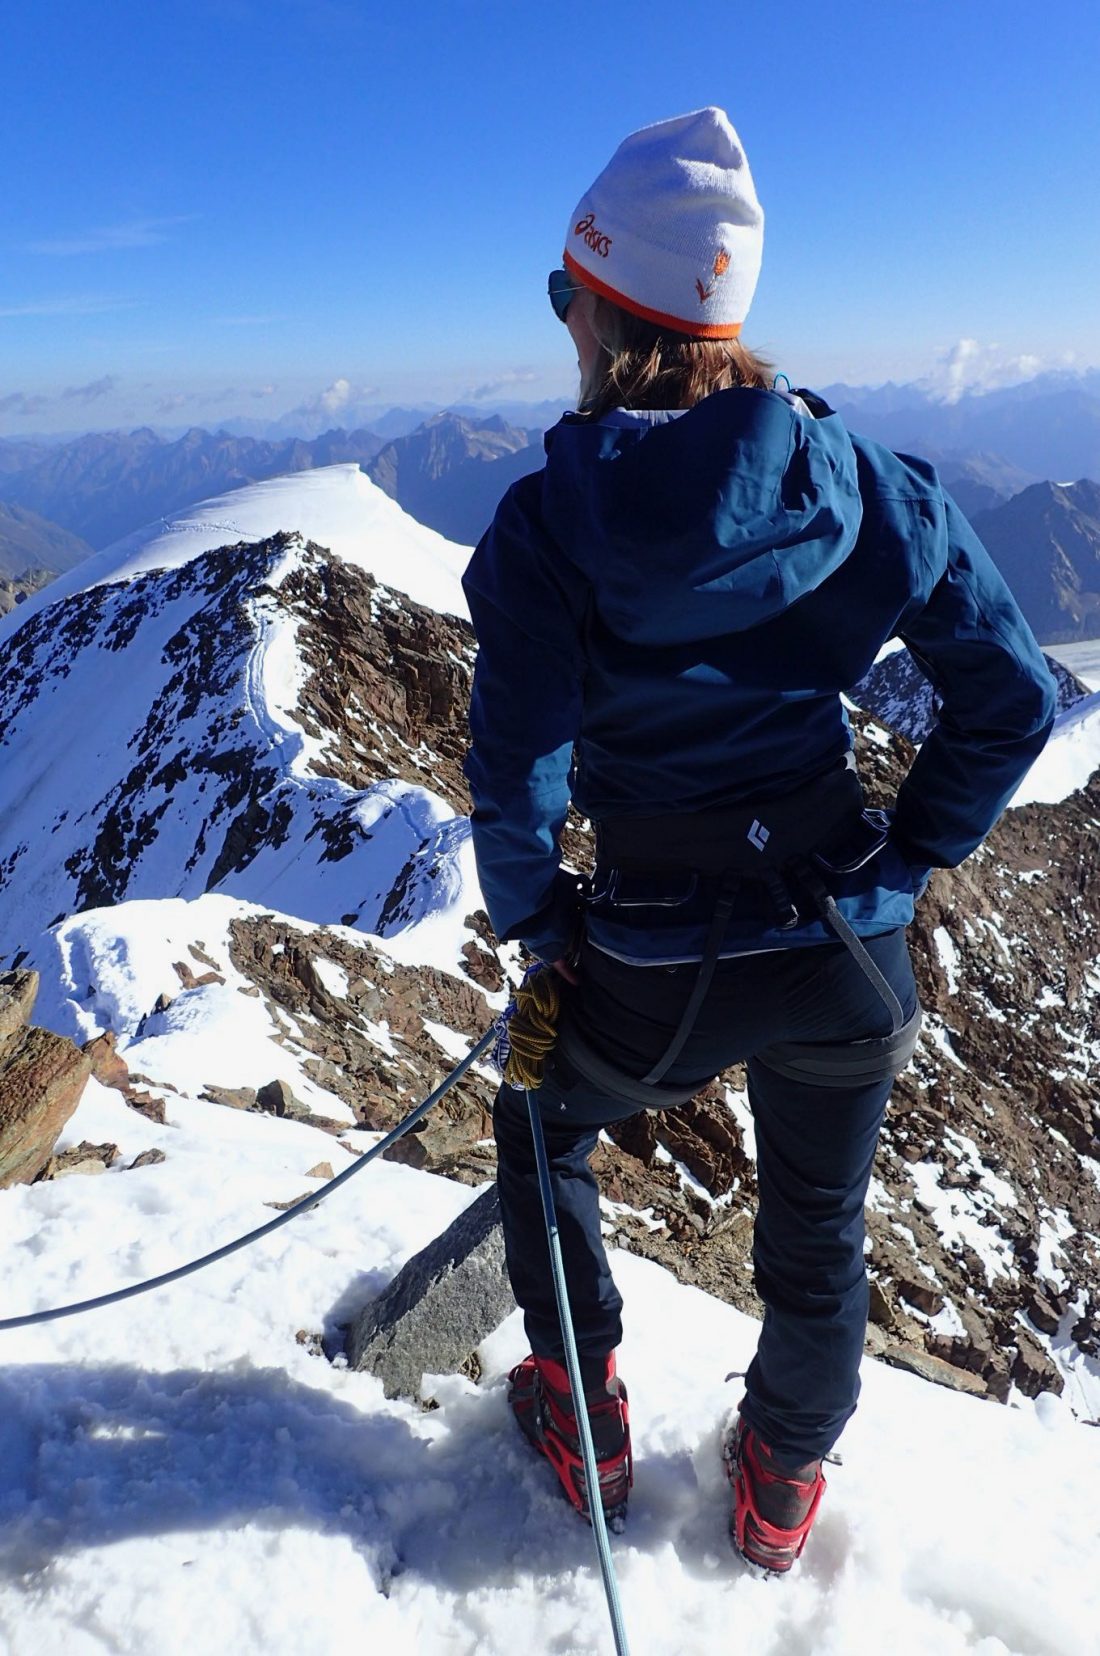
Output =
[{"x1": 578, "y1": 294, "x2": 773, "y2": 421}]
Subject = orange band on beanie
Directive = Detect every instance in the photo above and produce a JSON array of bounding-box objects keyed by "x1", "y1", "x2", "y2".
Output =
[{"x1": 563, "y1": 251, "x2": 744, "y2": 340}]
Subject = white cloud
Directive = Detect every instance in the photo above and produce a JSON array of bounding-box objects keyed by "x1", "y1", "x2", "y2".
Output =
[
  {"x1": 25, "y1": 217, "x2": 196, "y2": 256},
  {"x1": 466, "y1": 367, "x2": 538, "y2": 401},
  {"x1": 0, "y1": 390, "x2": 50, "y2": 417},
  {"x1": 919, "y1": 338, "x2": 1046, "y2": 404},
  {"x1": 0, "y1": 296, "x2": 136, "y2": 318},
  {"x1": 62, "y1": 375, "x2": 119, "y2": 403},
  {"x1": 280, "y1": 379, "x2": 380, "y2": 427},
  {"x1": 318, "y1": 378, "x2": 352, "y2": 415}
]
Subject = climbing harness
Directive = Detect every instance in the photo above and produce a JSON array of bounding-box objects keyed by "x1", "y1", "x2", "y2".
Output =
[
  {"x1": 527, "y1": 1084, "x2": 632, "y2": 1656},
  {"x1": 564, "y1": 757, "x2": 922, "y2": 1100},
  {"x1": 0, "y1": 1026, "x2": 496, "y2": 1332},
  {"x1": 493, "y1": 763, "x2": 922, "y2": 1113}
]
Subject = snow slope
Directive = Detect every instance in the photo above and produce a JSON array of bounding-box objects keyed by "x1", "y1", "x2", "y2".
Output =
[
  {"x1": 2, "y1": 894, "x2": 1099, "y2": 1656},
  {"x1": 0, "y1": 483, "x2": 480, "y2": 972},
  {"x1": 1010, "y1": 689, "x2": 1100, "y2": 806},
  {"x1": 0, "y1": 463, "x2": 471, "y2": 650},
  {"x1": 1046, "y1": 637, "x2": 1100, "y2": 692}
]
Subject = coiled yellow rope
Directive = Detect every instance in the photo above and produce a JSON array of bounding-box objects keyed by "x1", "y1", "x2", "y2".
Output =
[{"x1": 503, "y1": 966, "x2": 562, "y2": 1091}]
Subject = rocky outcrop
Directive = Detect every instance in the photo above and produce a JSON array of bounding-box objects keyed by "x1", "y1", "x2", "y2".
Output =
[
  {"x1": 279, "y1": 547, "x2": 476, "y2": 818},
  {"x1": 83, "y1": 1029, "x2": 169, "y2": 1124},
  {"x1": 346, "y1": 1186, "x2": 513, "y2": 1399},
  {"x1": 0, "y1": 971, "x2": 91, "y2": 1188},
  {"x1": 854, "y1": 645, "x2": 1089, "y2": 744}
]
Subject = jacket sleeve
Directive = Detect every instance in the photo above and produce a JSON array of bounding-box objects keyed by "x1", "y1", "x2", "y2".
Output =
[
  {"x1": 461, "y1": 472, "x2": 590, "y2": 961},
  {"x1": 892, "y1": 492, "x2": 1057, "y2": 867}
]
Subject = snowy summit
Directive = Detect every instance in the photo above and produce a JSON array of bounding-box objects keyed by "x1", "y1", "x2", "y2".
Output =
[{"x1": 0, "y1": 466, "x2": 1098, "y2": 1655}]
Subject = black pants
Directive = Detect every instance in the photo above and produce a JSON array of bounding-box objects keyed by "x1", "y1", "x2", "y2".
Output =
[{"x1": 493, "y1": 929, "x2": 917, "y2": 1464}]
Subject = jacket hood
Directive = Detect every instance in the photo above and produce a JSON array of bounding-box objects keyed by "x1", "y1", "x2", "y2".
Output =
[{"x1": 541, "y1": 387, "x2": 863, "y2": 646}]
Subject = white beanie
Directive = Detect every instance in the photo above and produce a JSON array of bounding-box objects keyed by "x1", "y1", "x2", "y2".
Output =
[{"x1": 563, "y1": 107, "x2": 764, "y2": 339}]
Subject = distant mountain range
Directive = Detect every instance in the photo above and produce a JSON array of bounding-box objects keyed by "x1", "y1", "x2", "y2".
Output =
[
  {"x1": 0, "y1": 500, "x2": 94, "y2": 582},
  {"x1": 3, "y1": 370, "x2": 1100, "y2": 643},
  {"x1": 823, "y1": 369, "x2": 1100, "y2": 483},
  {"x1": 364, "y1": 413, "x2": 543, "y2": 545},
  {"x1": 0, "y1": 426, "x2": 386, "y2": 550},
  {"x1": 970, "y1": 480, "x2": 1100, "y2": 644}
]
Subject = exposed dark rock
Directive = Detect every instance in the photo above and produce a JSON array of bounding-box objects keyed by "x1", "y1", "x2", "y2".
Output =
[
  {"x1": 172, "y1": 959, "x2": 225, "y2": 990},
  {"x1": 127, "y1": 1092, "x2": 167, "y2": 1125},
  {"x1": 0, "y1": 970, "x2": 39, "y2": 1051},
  {"x1": 865, "y1": 1325, "x2": 987, "y2": 1397},
  {"x1": 461, "y1": 939, "x2": 505, "y2": 991},
  {"x1": 256, "y1": 1078, "x2": 302, "y2": 1117},
  {"x1": 130, "y1": 1148, "x2": 167, "y2": 1169},
  {"x1": 346, "y1": 1186, "x2": 514, "y2": 1399},
  {"x1": 895, "y1": 1275, "x2": 945, "y2": 1317},
  {"x1": 43, "y1": 1140, "x2": 120, "y2": 1180},
  {"x1": 1012, "y1": 1328, "x2": 1065, "y2": 1398},
  {"x1": 83, "y1": 1031, "x2": 130, "y2": 1090},
  {"x1": 1026, "y1": 1288, "x2": 1065, "y2": 1337},
  {"x1": 0, "y1": 974, "x2": 92, "y2": 1188},
  {"x1": 202, "y1": 1084, "x2": 258, "y2": 1110}
]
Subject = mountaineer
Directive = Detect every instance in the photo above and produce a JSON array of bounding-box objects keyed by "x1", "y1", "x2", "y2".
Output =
[{"x1": 462, "y1": 107, "x2": 1056, "y2": 1572}]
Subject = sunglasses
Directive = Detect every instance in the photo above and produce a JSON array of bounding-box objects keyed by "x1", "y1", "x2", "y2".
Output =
[{"x1": 548, "y1": 267, "x2": 586, "y2": 324}]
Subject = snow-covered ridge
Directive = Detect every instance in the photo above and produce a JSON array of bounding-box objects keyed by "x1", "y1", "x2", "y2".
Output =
[
  {"x1": 0, "y1": 463, "x2": 471, "y2": 651},
  {"x1": 1011, "y1": 688, "x2": 1100, "y2": 806},
  {"x1": 0, "y1": 469, "x2": 479, "y2": 972}
]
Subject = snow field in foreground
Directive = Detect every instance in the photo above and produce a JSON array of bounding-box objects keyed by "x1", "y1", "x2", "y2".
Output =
[
  {"x1": 5, "y1": 891, "x2": 1100, "y2": 1655},
  {"x1": 1, "y1": 1064, "x2": 1098, "y2": 1656}
]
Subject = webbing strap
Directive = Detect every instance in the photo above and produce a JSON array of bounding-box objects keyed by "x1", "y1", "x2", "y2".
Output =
[
  {"x1": 557, "y1": 1020, "x2": 700, "y2": 1108},
  {"x1": 796, "y1": 868, "x2": 906, "y2": 1034},
  {"x1": 640, "y1": 877, "x2": 736, "y2": 1085},
  {"x1": 755, "y1": 1003, "x2": 922, "y2": 1089}
]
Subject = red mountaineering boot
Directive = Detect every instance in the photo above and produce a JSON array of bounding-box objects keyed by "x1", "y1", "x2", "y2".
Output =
[
  {"x1": 508, "y1": 1353, "x2": 632, "y2": 1527},
  {"x1": 723, "y1": 1413, "x2": 825, "y2": 1574}
]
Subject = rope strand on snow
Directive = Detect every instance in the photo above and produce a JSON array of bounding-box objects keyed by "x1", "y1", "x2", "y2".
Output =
[
  {"x1": 526, "y1": 1086, "x2": 632, "y2": 1656},
  {"x1": 0, "y1": 1027, "x2": 496, "y2": 1332}
]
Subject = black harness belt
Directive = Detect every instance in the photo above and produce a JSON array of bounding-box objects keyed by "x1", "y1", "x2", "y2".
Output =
[{"x1": 561, "y1": 759, "x2": 922, "y2": 1098}]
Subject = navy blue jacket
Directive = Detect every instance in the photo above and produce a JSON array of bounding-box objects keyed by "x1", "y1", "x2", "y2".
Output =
[{"x1": 462, "y1": 388, "x2": 1056, "y2": 964}]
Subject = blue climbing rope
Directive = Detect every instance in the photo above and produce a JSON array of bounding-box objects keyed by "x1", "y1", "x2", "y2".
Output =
[
  {"x1": 0, "y1": 1027, "x2": 497, "y2": 1332},
  {"x1": 526, "y1": 1086, "x2": 632, "y2": 1656}
]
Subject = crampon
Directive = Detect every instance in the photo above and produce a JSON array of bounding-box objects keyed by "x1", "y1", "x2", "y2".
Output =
[
  {"x1": 723, "y1": 1413, "x2": 825, "y2": 1575},
  {"x1": 508, "y1": 1353, "x2": 632, "y2": 1528}
]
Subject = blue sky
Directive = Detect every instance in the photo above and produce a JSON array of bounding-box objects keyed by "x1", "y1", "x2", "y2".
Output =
[{"x1": 3, "y1": 0, "x2": 1098, "y2": 433}]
